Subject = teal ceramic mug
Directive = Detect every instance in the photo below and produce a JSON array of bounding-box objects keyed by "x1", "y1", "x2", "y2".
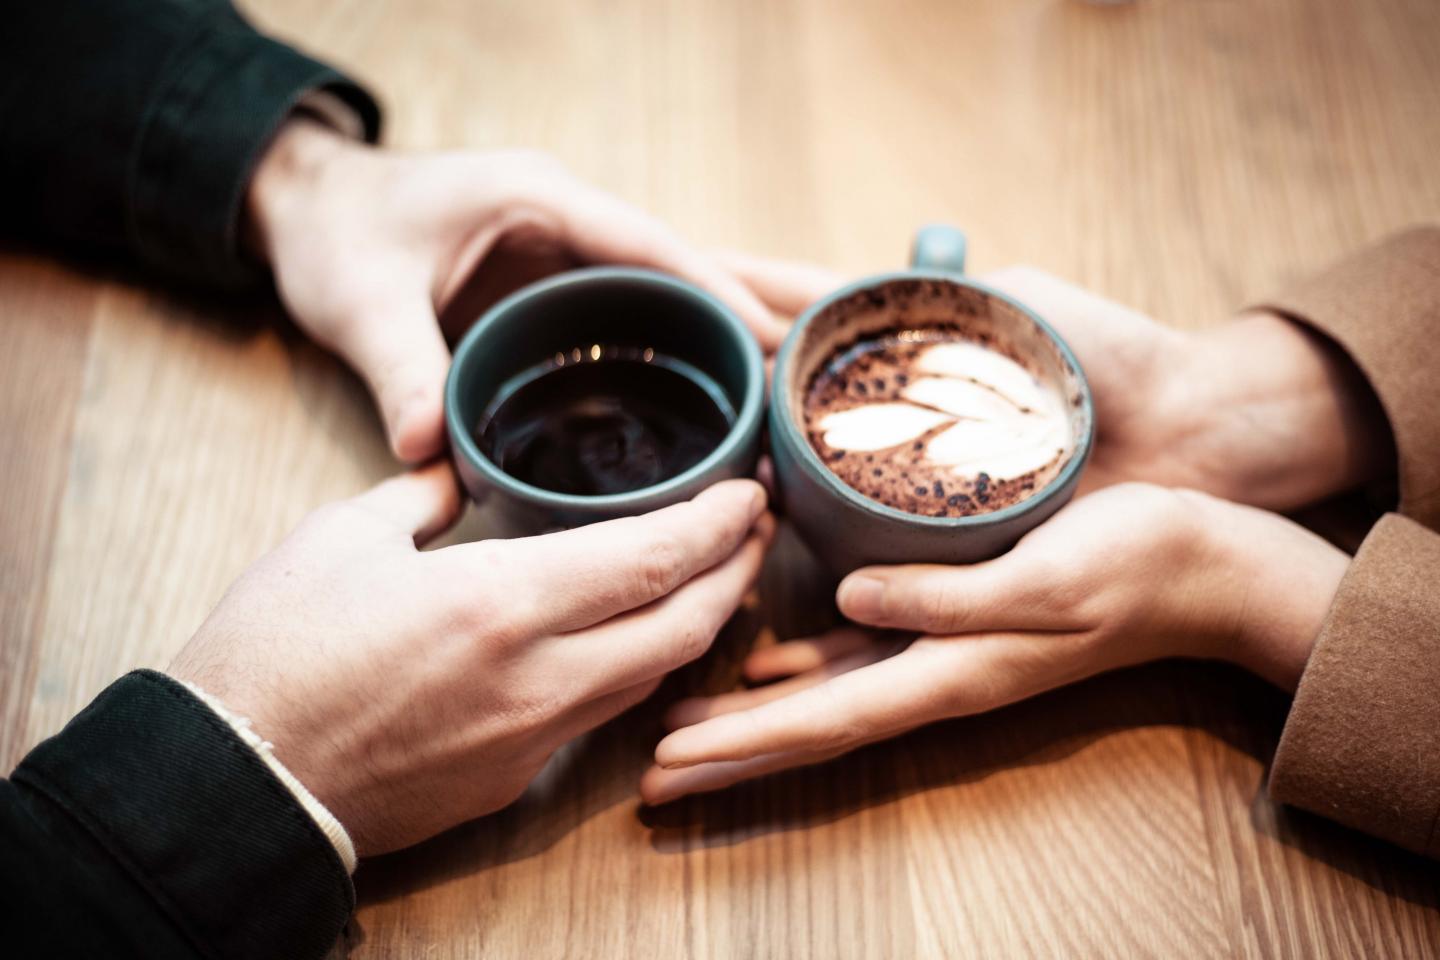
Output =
[
  {"x1": 445, "y1": 267, "x2": 765, "y2": 534},
  {"x1": 768, "y1": 226, "x2": 1095, "y2": 575}
]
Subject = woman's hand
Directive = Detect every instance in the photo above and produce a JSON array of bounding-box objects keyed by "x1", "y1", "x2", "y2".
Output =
[
  {"x1": 169, "y1": 466, "x2": 773, "y2": 854},
  {"x1": 641, "y1": 483, "x2": 1347, "y2": 804},
  {"x1": 245, "y1": 118, "x2": 791, "y2": 463},
  {"x1": 711, "y1": 257, "x2": 1394, "y2": 509},
  {"x1": 975, "y1": 267, "x2": 1394, "y2": 508}
]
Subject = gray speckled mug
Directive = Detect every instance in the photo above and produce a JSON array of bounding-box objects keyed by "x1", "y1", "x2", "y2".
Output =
[
  {"x1": 768, "y1": 226, "x2": 1094, "y2": 575},
  {"x1": 445, "y1": 267, "x2": 765, "y2": 535}
]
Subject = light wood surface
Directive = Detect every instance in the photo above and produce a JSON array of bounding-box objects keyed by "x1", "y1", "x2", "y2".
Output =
[{"x1": 4, "y1": 0, "x2": 1439, "y2": 956}]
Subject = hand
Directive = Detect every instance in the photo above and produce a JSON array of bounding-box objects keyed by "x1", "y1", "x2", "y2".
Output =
[
  {"x1": 169, "y1": 466, "x2": 773, "y2": 854},
  {"x1": 700, "y1": 257, "x2": 1394, "y2": 509},
  {"x1": 245, "y1": 118, "x2": 791, "y2": 463},
  {"x1": 640, "y1": 483, "x2": 1346, "y2": 804},
  {"x1": 975, "y1": 267, "x2": 1395, "y2": 508}
]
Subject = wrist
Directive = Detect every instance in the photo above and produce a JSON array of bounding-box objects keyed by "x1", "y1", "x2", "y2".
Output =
[
  {"x1": 174, "y1": 678, "x2": 358, "y2": 872},
  {"x1": 1159, "y1": 313, "x2": 1393, "y2": 511},
  {"x1": 1185, "y1": 490, "x2": 1348, "y2": 689},
  {"x1": 244, "y1": 116, "x2": 354, "y2": 265}
]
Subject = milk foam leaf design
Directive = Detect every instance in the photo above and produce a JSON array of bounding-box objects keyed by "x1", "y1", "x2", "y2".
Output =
[
  {"x1": 913, "y1": 342, "x2": 1055, "y2": 413},
  {"x1": 900, "y1": 376, "x2": 1019, "y2": 421},
  {"x1": 817, "y1": 403, "x2": 954, "y2": 452},
  {"x1": 925, "y1": 420, "x2": 1067, "y2": 478}
]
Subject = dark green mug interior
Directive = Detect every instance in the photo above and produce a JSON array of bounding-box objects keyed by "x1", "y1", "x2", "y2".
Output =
[{"x1": 447, "y1": 267, "x2": 762, "y2": 507}]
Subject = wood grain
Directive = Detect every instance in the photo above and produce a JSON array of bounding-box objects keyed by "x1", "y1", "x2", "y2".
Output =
[{"x1": 3, "y1": 0, "x2": 1439, "y2": 957}]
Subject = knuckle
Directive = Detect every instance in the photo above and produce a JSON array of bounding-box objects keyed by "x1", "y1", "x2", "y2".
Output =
[
  {"x1": 507, "y1": 681, "x2": 569, "y2": 729},
  {"x1": 635, "y1": 534, "x2": 685, "y2": 599},
  {"x1": 447, "y1": 545, "x2": 530, "y2": 636},
  {"x1": 921, "y1": 579, "x2": 966, "y2": 631},
  {"x1": 465, "y1": 599, "x2": 519, "y2": 645}
]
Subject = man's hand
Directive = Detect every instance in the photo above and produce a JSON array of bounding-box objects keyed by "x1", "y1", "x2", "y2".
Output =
[
  {"x1": 245, "y1": 118, "x2": 791, "y2": 463},
  {"x1": 169, "y1": 466, "x2": 772, "y2": 854},
  {"x1": 640, "y1": 483, "x2": 1347, "y2": 804}
]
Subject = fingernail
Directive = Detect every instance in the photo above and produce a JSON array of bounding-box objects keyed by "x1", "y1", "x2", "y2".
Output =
[{"x1": 837, "y1": 575, "x2": 885, "y2": 621}]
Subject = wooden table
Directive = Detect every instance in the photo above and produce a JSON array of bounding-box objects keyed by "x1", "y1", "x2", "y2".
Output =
[{"x1": 4, "y1": 0, "x2": 1438, "y2": 956}]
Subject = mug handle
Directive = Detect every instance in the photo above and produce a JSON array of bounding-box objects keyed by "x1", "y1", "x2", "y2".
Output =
[{"x1": 910, "y1": 224, "x2": 968, "y2": 274}]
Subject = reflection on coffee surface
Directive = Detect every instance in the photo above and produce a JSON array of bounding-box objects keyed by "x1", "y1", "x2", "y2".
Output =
[
  {"x1": 804, "y1": 326, "x2": 1072, "y2": 517},
  {"x1": 477, "y1": 346, "x2": 734, "y2": 496}
]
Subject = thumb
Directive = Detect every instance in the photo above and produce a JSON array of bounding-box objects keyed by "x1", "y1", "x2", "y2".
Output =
[
  {"x1": 714, "y1": 250, "x2": 846, "y2": 319},
  {"x1": 348, "y1": 460, "x2": 463, "y2": 545},
  {"x1": 331, "y1": 289, "x2": 452, "y2": 463},
  {"x1": 836, "y1": 559, "x2": 1058, "y2": 635}
]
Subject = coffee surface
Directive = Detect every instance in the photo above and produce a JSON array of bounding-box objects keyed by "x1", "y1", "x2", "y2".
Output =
[
  {"x1": 477, "y1": 347, "x2": 734, "y2": 496},
  {"x1": 803, "y1": 326, "x2": 1072, "y2": 517}
]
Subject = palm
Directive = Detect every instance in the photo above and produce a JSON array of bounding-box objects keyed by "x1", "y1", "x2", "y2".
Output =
[{"x1": 979, "y1": 267, "x2": 1192, "y2": 495}]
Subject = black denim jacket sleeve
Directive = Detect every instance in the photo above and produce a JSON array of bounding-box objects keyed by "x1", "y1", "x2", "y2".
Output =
[
  {"x1": 1, "y1": 670, "x2": 354, "y2": 960},
  {"x1": 0, "y1": 0, "x2": 380, "y2": 288}
]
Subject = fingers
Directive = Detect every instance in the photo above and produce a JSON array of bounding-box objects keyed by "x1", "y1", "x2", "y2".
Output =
[
  {"x1": 665, "y1": 641, "x2": 896, "y2": 730},
  {"x1": 348, "y1": 461, "x2": 463, "y2": 543},
  {"x1": 652, "y1": 643, "x2": 941, "y2": 769},
  {"x1": 835, "y1": 561, "x2": 1056, "y2": 635},
  {"x1": 742, "y1": 626, "x2": 882, "y2": 682},
  {"x1": 641, "y1": 745, "x2": 852, "y2": 806},
  {"x1": 549, "y1": 513, "x2": 776, "y2": 699},
  {"x1": 538, "y1": 181, "x2": 794, "y2": 352},
  {"x1": 655, "y1": 630, "x2": 1075, "y2": 770},
  {"x1": 654, "y1": 630, "x2": 1100, "y2": 771},
  {"x1": 470, "y1": 479, "x2": 767, "y2": 634},
  {"x1": 714, "y1": 250, "x2": 846, "y2": 318},
  {"x1": 328, "y1": 287, "x2": 452, "y2": 463}
]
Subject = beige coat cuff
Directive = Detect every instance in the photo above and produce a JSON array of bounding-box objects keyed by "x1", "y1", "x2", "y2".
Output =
[{"x1": 1269, "y1": 514, "x2": 1440, "y2": 858}]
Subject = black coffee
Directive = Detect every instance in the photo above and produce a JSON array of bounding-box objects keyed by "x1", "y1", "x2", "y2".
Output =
[{"x1": 476, "y1": 346, "x2": 735, "y2": 496}]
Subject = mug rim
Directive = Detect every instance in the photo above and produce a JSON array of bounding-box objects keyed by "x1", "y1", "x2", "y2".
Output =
[
  {"x1": 771, "y1": 270, "x2": 1095, "y2": 529},
  {"x1": 445, "y1": 266, "x2": 766, "y2": 510}
]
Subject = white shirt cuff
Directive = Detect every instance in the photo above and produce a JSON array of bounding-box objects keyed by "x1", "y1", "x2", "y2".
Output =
[
  {"x1": 295, "y1": 88, "x2": 367, "y2": 140},
  {"x1": 178, "y1": 681, "x2": 358, "y2": 874}
]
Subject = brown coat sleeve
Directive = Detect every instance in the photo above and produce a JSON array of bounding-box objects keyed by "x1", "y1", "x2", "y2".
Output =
[
  {"x1": 1268, "y1": 515, "x2": 1440, "y2": 856},
  {"x1": 1256, "y1": 226, "x2": 1440, "y2": 857}
]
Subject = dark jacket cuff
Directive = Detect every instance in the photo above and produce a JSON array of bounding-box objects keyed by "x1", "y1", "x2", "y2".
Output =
[
  {"x1": 129, "y1": 19, "x2": 380, "y2": 288},
  {"x1": 13, "y1": 670, "x2": 353, "y2": 960},
  {"x1": 1269, "y1": 514, "x2": 1440, "y2": 858}
]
